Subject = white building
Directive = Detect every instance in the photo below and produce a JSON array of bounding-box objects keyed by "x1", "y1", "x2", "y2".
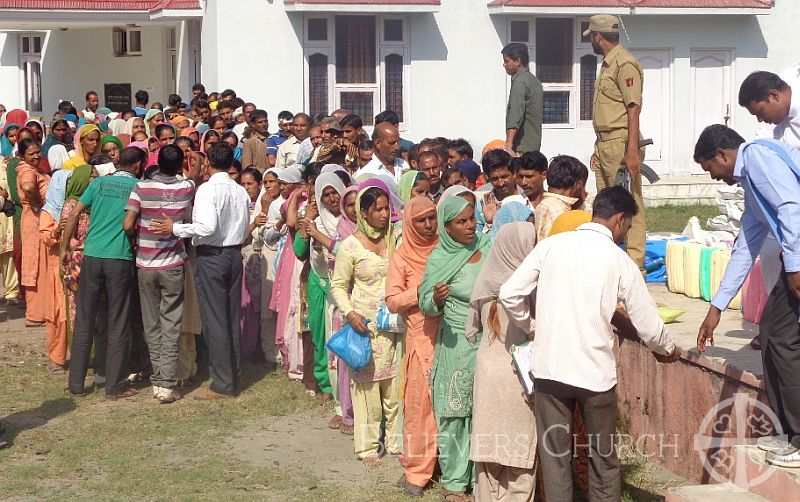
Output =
[{"x1": 1, "y1": 0, "x2": 795, "y2": 202}]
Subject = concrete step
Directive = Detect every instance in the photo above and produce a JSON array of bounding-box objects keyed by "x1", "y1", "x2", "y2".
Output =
[
  {"x1": 666, "y1": 483, "x2": 771, "y2": 502},
  {"x1": 731, "y1": 445, "x2": 800, "y2": 501},
  {"x1": 642, "y1": 175, "x2": 723, "y2": 207}
]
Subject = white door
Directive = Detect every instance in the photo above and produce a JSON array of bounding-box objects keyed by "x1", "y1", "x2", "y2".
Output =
[
  {"x1": 690, "y1": 49, "x2": 734, "y2": 174},
  {"x1": 631, "y1": 49, "x2": 672, "y2": 176}
]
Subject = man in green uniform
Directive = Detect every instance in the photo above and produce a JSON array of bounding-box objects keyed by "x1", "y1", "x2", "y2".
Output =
[
  {"x1": 586, "y1": 14, "x2": 647, "y2": 271},
  {"x1": 503, "y1": 42, "x2": 544, "y2": 155}
]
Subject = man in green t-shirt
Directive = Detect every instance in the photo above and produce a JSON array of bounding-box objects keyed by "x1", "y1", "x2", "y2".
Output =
[
  {"x1": 61, "y1": 147, "x2": 146, "y2": 399},
  {"x1": 503, "y1": 42, "x2": 544, "y2": 155}
]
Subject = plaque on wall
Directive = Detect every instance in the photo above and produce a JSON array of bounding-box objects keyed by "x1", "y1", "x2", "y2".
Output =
[{"x1": 104, "y1": 83, "x2": 132, "y2": 112}]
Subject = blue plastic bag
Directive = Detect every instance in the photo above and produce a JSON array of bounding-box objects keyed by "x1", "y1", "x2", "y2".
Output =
[{"x1": 326, "y1": 322, "x2": 372, "y2": 372}]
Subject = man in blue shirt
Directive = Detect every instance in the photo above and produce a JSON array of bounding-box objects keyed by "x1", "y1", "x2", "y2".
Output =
[
  {"x1": 695, "y1": 124, "x2": 800, "y2": 468},
  {"x1": 133, "y1": 89, "x2": 149, "y2": 117},
  {"x1": 267, "y1": 110, "x2": 293, "y2": 167}
]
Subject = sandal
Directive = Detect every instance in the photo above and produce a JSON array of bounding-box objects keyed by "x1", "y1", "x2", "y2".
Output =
[
  {"x1": 362, "y1": 455, "x2": 382, "y2": 467},
  {"x1": 48, "y1": 363, "x2": 66, "y2": 375},
  {"x1": 340, "y1": 424, "x2": 354, "y2": 435},
  {"x1": 750, "y1": 336, "x2": 762, "y2": 350},
  {"x1": 328, "y1": 415, "x2": 342, "y2": 429},
  {"x1": 106, "y1": 387, "x2": 137, "y2": 400},
  {"x1": 441, "y1": 490, "x2": 470, "y2": 502}
]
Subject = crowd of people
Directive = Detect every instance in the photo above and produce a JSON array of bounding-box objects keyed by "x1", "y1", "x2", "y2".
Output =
[{"x1": 0, "y1": 76, "x2": 682, "y2": 500}]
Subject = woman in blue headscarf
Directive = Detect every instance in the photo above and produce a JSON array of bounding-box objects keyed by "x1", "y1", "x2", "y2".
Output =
[{"x1": 489, "y1": 201, "x2": 534, "y2": 241}]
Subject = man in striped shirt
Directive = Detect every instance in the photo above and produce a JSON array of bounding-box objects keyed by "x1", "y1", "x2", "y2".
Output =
[{"x1": 123, "y1": 145, "x2": 195, "y2": 403}]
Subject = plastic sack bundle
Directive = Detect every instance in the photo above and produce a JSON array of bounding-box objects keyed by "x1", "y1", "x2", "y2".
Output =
[
  {"x1": 376, "y1": 303, "x2": 406, "y2": 333},
  {"x1": 325, "y1": 322, "x2": 372, "y2": 372}
]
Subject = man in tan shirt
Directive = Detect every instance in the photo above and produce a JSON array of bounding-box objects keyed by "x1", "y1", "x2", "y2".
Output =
[
  {"x1": 587, "y1": 14, "x2": 647, "y2": 271},
  {"x1": 240, "y1": 109, "x2": 270, "y2": 172},
  {"x1": 535, "y1": 155, "x2": 593, "y2": 242}
]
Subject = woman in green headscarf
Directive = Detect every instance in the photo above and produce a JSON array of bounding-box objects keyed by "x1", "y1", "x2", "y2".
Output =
[
  {"x1": 144, "y1": 109, "x2": 164, "y2": 137},
  {"x1": 397, "y1": 170, "x2": 431, "y2": 203},
  {"x1": 419, "y1": 196, "x2": 492, "y2": 501},
  {"x1": 329, "y1": 184, "x2": 400, "y2": 466},
  {"x1": 60, "y1": 165, "x2": 93, "y2": 341},
  {"x1": 100, "y1": 135, "x2": 123, "y2": 163}
]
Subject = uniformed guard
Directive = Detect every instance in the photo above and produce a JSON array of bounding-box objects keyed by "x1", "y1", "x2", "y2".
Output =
[{"x1": 586, "y1": 14, "x2": 647, "y2": 271}]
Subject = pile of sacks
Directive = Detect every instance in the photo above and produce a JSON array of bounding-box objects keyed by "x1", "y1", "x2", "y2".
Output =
[{"x1": 707, "y1": 185, "x2": 744, "y2": 234}]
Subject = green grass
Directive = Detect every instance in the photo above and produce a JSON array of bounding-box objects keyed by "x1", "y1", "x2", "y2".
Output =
[{"x1": 646, "y1": 204, "x2": 719, "y2": 233}]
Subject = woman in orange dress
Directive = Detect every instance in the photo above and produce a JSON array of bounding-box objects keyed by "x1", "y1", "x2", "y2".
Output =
[
  {"x1": 39, "y1": 169, "x2": 72, "y2": 372},
  {"x1": 15, "y1": 138, "x2": 49, "y2": 327}
]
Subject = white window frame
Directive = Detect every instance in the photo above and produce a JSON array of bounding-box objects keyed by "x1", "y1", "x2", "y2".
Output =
[
  {"x1": 302, "y1": 14, "x2": 411, "y2": 131},
  {"x1": 112, "y1": 27, "x2": 142, "y2": 57},
  {"x1": 18, "y1": 33, "x2": 44, "y2": 114},
  {"x1": 506, "y1": 17, "x2": 598, "y2": 130}
]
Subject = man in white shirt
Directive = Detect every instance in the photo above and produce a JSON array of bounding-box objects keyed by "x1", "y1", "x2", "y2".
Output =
[
  {"x1": 276, "y1": 113, "x2": 311, "y2": 170},
  {"x1": 354, "y1": 122, "x2": 409, "y2": 184},
  {"x1": 152, "y1": 142, "x2": 251, "y2": 400},
  {"x1": 499, "y1": 185, "x2": 680, "y2": 501}
]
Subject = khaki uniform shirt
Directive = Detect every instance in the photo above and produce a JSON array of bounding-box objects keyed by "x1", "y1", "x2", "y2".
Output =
[
  {"x1": 506, "y1": 68, "x2": 544, "y2": 153},
  {"x1": 593, "y1": 45, "x2": 643, "y2": 133}
]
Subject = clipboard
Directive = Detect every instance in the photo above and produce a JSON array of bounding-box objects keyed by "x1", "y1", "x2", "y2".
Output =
[{"x1": 510, "y1": 341, "x2": 535, "y2": 396}]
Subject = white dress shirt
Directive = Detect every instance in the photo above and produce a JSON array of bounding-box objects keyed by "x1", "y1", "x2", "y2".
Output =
[
  {"x1": 276, "y1": 136, "x2": 300, "y2": 170},
  {"x1": 173, "y1": 171, "x2": 251, "y2": 247},
  {"x1": 498, "y1": 222, "x2": 675, "y2": 392},
  {"x1": 354, "y1": 153, "x2": 409, "y2": 184},
  {"x1": 756, "y1": 64, "x2": 800, "y2": 146}
]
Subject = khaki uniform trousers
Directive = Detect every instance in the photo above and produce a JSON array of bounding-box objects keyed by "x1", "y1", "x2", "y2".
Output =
[{"x1": 593, "y1": 135, "x2": 646, "y2": 271}]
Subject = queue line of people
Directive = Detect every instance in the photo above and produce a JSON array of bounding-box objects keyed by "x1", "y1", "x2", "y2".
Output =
[{"x1": 0, "y1": 81, "x2": 681, "y2": 502}]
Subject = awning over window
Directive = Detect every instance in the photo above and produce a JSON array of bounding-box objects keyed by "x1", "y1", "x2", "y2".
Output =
[
  {"x1": 284, "y1": 0, "x2": 440, "y2": 13},
  {"x1": 487, "y1": 0, "x2": 773, "y2": 15}
]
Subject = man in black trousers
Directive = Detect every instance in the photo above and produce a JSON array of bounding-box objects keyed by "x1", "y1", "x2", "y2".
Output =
[{"x1": 152, "y1": 143, "x2": 250, "y2": 399}]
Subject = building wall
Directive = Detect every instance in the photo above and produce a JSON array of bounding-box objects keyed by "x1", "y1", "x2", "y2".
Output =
[
  {"x1": 0, "y1": 24, "x2": 189, "y2": 118},
  {"x1": 205, "y1": 0, "x2": 797, "y2": 178}
]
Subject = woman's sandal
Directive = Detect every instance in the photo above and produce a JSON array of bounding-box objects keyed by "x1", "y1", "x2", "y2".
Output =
[
  {"x1": 106, "y1": 387, "x2": 138, "y2": 400},
  {"x1": 328, "y1": 415, "x2": 342, "y2": 429},
  {"x1": 339, "y1": 424, "x2": 354, "y2": 435},
  {"x1": 441, "y1": 490, "x2": 470, "y2": 502},
  {"x1": 361, "y1": 455, "x2": 382, "y2": 467}
]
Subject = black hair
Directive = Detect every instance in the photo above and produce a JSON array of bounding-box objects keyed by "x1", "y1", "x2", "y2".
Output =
[
  {"x1": 340, "y1": 114, "x2": 363, "y2": 129},
  {"x1": 293, "y1": 112, "x2": 311, "y2": 125},
  {"x1": 413, "y1": 171, "x2": 430, "y2": 187},
  {"x1": 121, "y1": 109, "x2": 136, "y2": 118},
  {"x1": 119, "y1": 147, "x2": 147, "y2": 169},
  {"x1": 88, "y1": 154, "x2": 113, "y2": 166},
  {"x1": 359, "y1": 186, "x2": 388, "y2": 212},
  {"x1": 359, "y1": 140, "x2": 374, "y2": 152},
  {"x1": 418, "y1": 150, "x2": 439, "y2": 166},
  {"x1": 374, "y1": 110, "x2": 400, "y2": 126},
  {"x1": 481, "y1": 148, "x2": 513, "y2": 176},
  {"x1": 16, "y1": 138, "x2": 39, "y2": 157},
  {"x1": 193, "y1": 99, "x2": 210, "y2": 110},
  {"x1": 408, "y1": 143, "x2": 420, "y2": 163},
  {"x1": 158, "y1": 144, "x2": 184, "y2": 176},
  {"x1": 241, "y1": 167, "x2": 262, "y2": 183},
  {"x1": 441, "y1": 167, "x2": 462, "y2": 185},
  {"x1": 501, "y1": 43, "x2": 529, "y2": 66},
  {"x1": 144, "y1": 165, "x2": 159, "y2": 180},
  {"x1": 154, "y1": 124, "x2": 175, "y2": 139},
  {"x1": 220, "y1": 89, "x2": 236, "y2": 99},
  {"x1": 232, "y1": 98, "x2": 246, "y2": 108},
  {"x1": 448, "y1": 138, "x2": 473, "y2": 159},
  {"x1": 250, "y1": 109, "x2": 268, "y2": 122},
  {"x1": 151, "y1": 102, "x2": 164, "y2": 110},
  {"x1": 206, "y1": 116, "x2": 226, "y2": 128},
  {"x1": 175, "y1": 136, "x2": 194, "y2": 150},
  {"x1": 231, "y1": 159, "x2": 242, "y2": 171},
  {"x1": 135, "y1": 90, "x2": 149, "y2": 105},
  {"x1": 203, "y1": 130, "x2": 220, "y2": 144},
  {"x1": 599, "y1": 32, "x2": 619, "y2": 44},
  {"x1": 693, "y1": 124, "x2": 746, "y2": 163},
  {"x1": 593, "y1": 186, "x2": 639, "y2": 220},
  {"x1": 58, "y1": 100, "x2": 74, "y2": 115},
  {"x1": 50, "y1": 118, "x2": 69, "y2": 131},
  {"x1": 304, "y1": 161, "x2": 324, "y2": 183},
  {"x1": 217, "y1": 100, "x2": 236, "y2": 112},
  {"x1": 333, "y1": 170, "x2": 352, "y2": 187},
  {"x1": 547, "y1": 155, "x2": 586, "y2": 189},
  {"x1": 208, "y1": 142, "x2": 234, "y2": 170},
  {"x1": 518, "y1": 150, "x2": 548, "y2": 173},
  {"x1": 192, "y1": 83, "x2": 206, "y2": 93},
  {"x1": 311, "y1": 113, "x2": 326, "y2": 126},
  {"x1": 168, "y1": 94, "x2": 183, "y2": 107},
  {"x1": 243, "y1": 102, "x2": 256, "y2": 111},
  {"x1": 738, "y1": 71, "x2": 789, "y2": 107},
  {"x1": 278, "y1": 110, "x2": 294, "y2": 121},
  {"x1": 222, "y1": 131, "x2": 239, "y2": 143},
  {"x1": 85, "y1": 90, "x2": 98, "y2": 100}
]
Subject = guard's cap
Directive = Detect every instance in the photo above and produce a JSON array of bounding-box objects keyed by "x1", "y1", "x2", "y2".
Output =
[{"x1": 582, "y1": 14, "x2": 620, "y2": 36}]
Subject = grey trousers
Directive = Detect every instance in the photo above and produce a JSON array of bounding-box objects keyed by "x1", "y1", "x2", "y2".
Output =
[
  {"x1": 533, "y1": 379, "x2": 620, "y2": 502},
  {"x1": 195, "y1": 245, "x2": 242, "y2": 396},
  {"x1": 138, "y1": 267, "x2": 185, "y2": 389},
  {"x1": 759, "y1": 269, "x2": 800, "y2": 448}
]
